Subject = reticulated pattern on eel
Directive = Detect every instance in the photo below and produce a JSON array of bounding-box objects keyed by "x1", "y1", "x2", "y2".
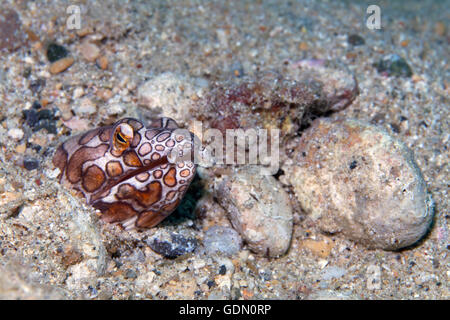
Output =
[{"x1": 53, "y1": 117, "x2": 197, "y2": 229}]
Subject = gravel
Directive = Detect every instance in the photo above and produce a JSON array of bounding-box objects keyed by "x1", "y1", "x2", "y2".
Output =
[{"x1": 0, "y1": 0, "x2": 447, "y2": 300}]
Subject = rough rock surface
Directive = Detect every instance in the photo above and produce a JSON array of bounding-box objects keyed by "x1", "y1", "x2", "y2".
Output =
[
  {"x1": 284, "y1": 118, "x2": 433, "y2": 250},
  {"x1": 138, "y1": 72, "x2": 208, "y2": 125},
  {"x1": 0, "y1": 259, "x2": 68, "y2": 299},
  {"x1": 0, "y1": 9, "x2": 27, "y2": 52},
  {"x1": 196, "y1": 61, "x2": 358, "y2": 142},
  {"x1": 203, "y1": 226, "x2": 243, "y2": 256},
  {"x1": 215, "y1": 167, "x2": 293, "y2": 257}
]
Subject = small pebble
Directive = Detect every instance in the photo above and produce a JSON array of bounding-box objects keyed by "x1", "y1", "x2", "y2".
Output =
[
  {"x1": 215, "y1": 167, "x2": 293, "y2": 257},
  {"x1": 46, "y1": 43, "x2": 69, "y2": 62},
  {"x1": 96, "y1": 88, "x2": 113, "y2": 101},
  {"x1": 347, "y1": 34, "x2": 365, "y2": 46},
  {"x1": 219, "y1": 265, "x2": 227, "y2": 275},
  {"x1": 301, "y1": 239, "x2": 334, "y2": 258},
  {"x1": 22, "y1": 108, "x2": 58, "y2": 134},
  {"x1": 203, "y1": 226, "x2": 242, "y2": 256},
  {"x1": 124, "y1": 269, "x2": 138, "y2": 279},
  {"x1": 7, "y1": 128, "x2": 24, "y2": 140},
  {"x1": 321, "y1": 266, "x2": 347, "y2": 281},
  {"x1": 434, "y1": 22, "x2": 446, "y2": 37},
  {"x1": 147, "y1": 232, "x2": 197, "y2": 259},
  {"x1": 138, "y1": 72, "x2": 205, "y2": 124},
  {"x1": 375, "y1": 54, "x2": 412, "y2": 77},
  {"x1": 15, "y1": 144, "x2": 26, "y2": 153},
  {"x1": 298, "y1": 42, "x2": 309, "y2": 50},
  {"x1": 284, "y1": 118, "x2": 434, "y2": 250},
  {"x1": 79, "y1": 41, "x2": 100, "y2": 62},
  {"x1": 72, "y1": 87, "x2": 85, "y2": 99},
  {"x1": 106, "y1": 104, "x2": 124, "y2": 115},
  {"x1": 96, "y1": 55, "x2": 108, "y2": 70},
  {"x1": 29, "y1": 79, "x2": 46, "y2": 94},
  {"x1": 23, "y1": 158, "x2": 39, "y2": 170},
  {"x1": 74, "y1": 98, "x2": 96, "y2": 115},
  {"x1": 230, "y1": 61, "x2": 244, "y2": 78},
  {"x1": 49, "y1": 57, "x2": 74, "y2": 74},
  {"x1": 62, "y1": 117, "x2": 90, "y2": 131}
]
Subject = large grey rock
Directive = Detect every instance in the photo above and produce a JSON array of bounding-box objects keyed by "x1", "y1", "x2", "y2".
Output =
[
  {"x1": 215, "y1": 167, "x2": 293, "y2": 257},
  {"x1": 284, "y1": 118, "x2": 434, "y2": 250}
]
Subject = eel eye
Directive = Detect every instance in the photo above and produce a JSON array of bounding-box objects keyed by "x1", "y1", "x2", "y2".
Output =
[{"x1": 113, "y1": 123, "x2": 134, "y2": 152}]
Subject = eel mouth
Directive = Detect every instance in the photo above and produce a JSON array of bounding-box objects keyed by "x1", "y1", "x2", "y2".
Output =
[{"x1": 89, "y1": 155, "x2": 169, "y2": 204}]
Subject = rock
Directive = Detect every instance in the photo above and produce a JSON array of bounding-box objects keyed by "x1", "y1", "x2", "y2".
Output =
[
  {"x1": 147, "y1": 231, "x2": 198, "y2": 259},
  {"x1": 124, "y1": 269, "x2": 138, "y2": 279},
  {"x1": 73, "y1": 98, "x2": 97, "y2": 115},
  {"x1": 0, "y1": 259, "x2": 68, "y2": 299},
  {"x1": 0, "y1": 9, "x2": 27, "y2": 52},
  {"x1": 7, "y1": 128, "x2": 24, "y2": 140},
  {"x1": 79, "y1": 41, "x2": 100, "y2": 62},
  {"x1": 72, "y1": 87, "x2": 85, "y2": 99},
  {"x1": 135, "y1": 271, "x2": 156, "y2": 294},
  {"x1": 15, "y1": 144, "x2": 26, "y2": 153},
  {"x1": 375, "y1": 54, "x2": 412, "y2": 77},
  {"x1": 321, "y1": 266, "x2": 347, "y2": 281},
  {"x1": 434, "y1": 22, "x2": 446, "y2": 37},
  {"x1": 203, "y1": 226, "x2": 243, "y2": 256},
  {"x1": 96, "y1": 88, "x2": 113, "y2": 101},
  {"x1": 46, "y1": 43, "x2": 69, "y2": 62},
  {"x1": 29, "y1": 78, "x2": 46, "y2": 94},
  {"x1": 96, "y1": 55, "x2": 108, "y2": 70},
  {"x1": 214, "y1": 167, "x2": 293, "y2": 257},
  {"x1": 64, "y1": 197, "x2": 108, "y2": 276},
  {"x1": 284, "y1": 118, "x2": 434, "y2": 250},
  {"x1": 65, "y1": 259, "x2": 98, "y2": 292},
  {"x1": 0, "y1": 191, "x2": 25, "y2": 216},
  {"x1": 22, "y1": 108, "x2": 58, "y2": 134},
  {"x1": 138, "y1": 72, "x2": 206, "y2": 125},
  {"x1": 23, "y1": 158, "x2": 39, "y2": 170},
  {"x1": 347, "y1": 34, "x2": 365, "y2": 46},
  {"x1": 49, "y1": 57, "x2": 75, "y2": 74},
  {"x1": 57, "y1": 244, "x2": 83, "y2": 268},
  {"x1": 62, "y1": 117, "x2": 90, "y2": 131},
  {"x1": 196, "y1": 61, "x2": 358, "y2": 144},
  {"x1": 301, "y1": 239, "x2": 334, "y2": 258}
]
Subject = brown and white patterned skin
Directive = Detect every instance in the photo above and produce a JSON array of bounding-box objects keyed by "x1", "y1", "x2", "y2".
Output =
[{"x1": 53, "y1": 117, "x2": 197, "y2": 229}]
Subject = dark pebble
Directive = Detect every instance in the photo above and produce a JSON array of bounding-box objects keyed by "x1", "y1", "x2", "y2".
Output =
[
  {"x1": 259, "y1": 269, "x2": 272, "y2": 281},
  {"x1": 30, "y1": 144, "x2": 42, "y2": 153},
  {"x1": 148, "y1": 233, "x2": 197, "y2": 259},
  {"x1": 23, "y1": 67, "x2": 32, "y2": 79},
  {"x1": 347, "y1": 34, "x2": 365, "y2": 46},
  {"x1": 349, "y1": 160, "x2": 358, "y2": 170},
  {"x1": 22, "y1": 108, "x2": 58, "y2": 134},
  {"x1": 390, "y1": 123, "x2": 401, "y2": 133},
  {"x1": 124, "y1": 269, "x2": 138, "y2": 279},
  {"x1": 23, "y1": 158, "x2": 39, "y2": 170},
  {"x1": 219, "y1": 265, "x2": 227, "y2": 275},
  {"x1": 207, "y1": 280, "x2": 216, "y2": 288},
  {"x1": 375, "y1": 54, "x2": 413, "y2": 77},
  {"x1": 29, "y1": 78, "x2": 46, "y2": 94},
  {"x1": 32, "y1": 100, "x2": 42, "y2": 109},
  {"x1": 46, "y1": 43, "x2": 69, "y2": 63}
]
